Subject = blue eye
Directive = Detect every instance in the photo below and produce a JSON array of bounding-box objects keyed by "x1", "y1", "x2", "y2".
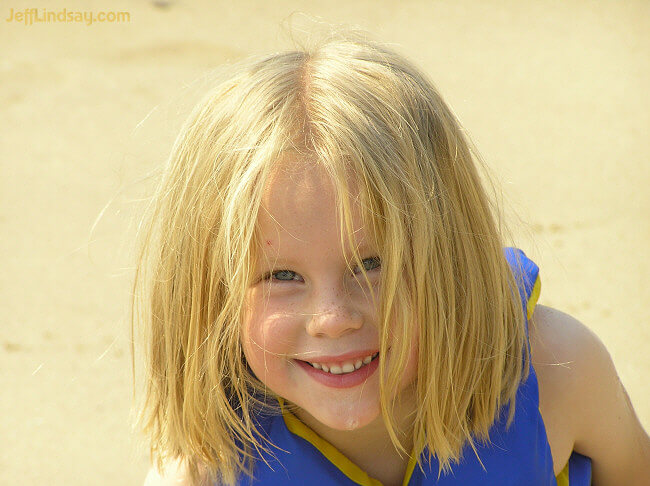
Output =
[
  {"x1": 268, "y1": 270, "x2": 301, "y2": 282},
  {"x1": 355, "y1": 256, "x2": 381, "y2": 274}
]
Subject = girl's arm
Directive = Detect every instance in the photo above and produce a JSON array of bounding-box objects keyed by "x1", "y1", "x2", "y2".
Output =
[{"x1": 533, "y1": 305, "x2": 650, "y2": 485}]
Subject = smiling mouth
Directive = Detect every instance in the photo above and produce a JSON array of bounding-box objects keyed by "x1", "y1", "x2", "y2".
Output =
[{"x1": 300, "y1": 352, "x2": 379, "y2": 375}]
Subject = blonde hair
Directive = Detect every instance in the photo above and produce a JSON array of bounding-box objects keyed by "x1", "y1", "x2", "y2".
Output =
[{"x1": 132, "y1": 28, "x2": 529, "y2": 485}]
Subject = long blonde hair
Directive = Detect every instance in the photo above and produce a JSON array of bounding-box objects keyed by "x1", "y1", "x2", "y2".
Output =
[{"x1": 132, "y1": 28, "x2": 529, "y2": 485}]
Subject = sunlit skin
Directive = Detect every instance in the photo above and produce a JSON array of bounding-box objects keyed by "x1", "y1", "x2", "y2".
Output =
[{"x1": 240, "y1": 157, "x2": 419, "y2": 475}]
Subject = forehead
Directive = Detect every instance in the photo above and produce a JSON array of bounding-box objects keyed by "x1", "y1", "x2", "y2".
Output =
[
  {"x1": 258, "y1": 157, "x2": 366, "y2": 247},
  {"x1": 262, "y1": 158, "x2": 335, "y2": 216}
]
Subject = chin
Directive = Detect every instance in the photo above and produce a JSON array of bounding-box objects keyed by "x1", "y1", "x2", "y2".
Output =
[
  {"x1": 299, "y1": 396, "x2": 382, "y2": 431},
  {"x1": 322, "y1": 413, "x2": 377, "y2": 431}
]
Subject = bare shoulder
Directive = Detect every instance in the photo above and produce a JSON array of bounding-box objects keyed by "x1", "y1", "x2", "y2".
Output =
[
  {"x1": 530, "y1": 304, "x2": 650, "y2": 485},
  {"x1": 529, "y1": 304, "x2": 603, "y2": 405},
  {"x1": 528, "y1": 305, "x2": 587, "y2": 474}
]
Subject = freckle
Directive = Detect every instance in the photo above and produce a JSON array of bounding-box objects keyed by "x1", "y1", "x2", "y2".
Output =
[{"x1": 266, "y1": 240, "x2": 272, "y2": 246}]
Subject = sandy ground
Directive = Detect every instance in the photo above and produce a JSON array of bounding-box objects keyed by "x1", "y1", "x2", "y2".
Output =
[{"x1": 1, "y1": 0, "x2": 648, "y2": 484}]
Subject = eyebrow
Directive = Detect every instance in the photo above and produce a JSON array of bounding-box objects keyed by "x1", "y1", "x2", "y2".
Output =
[
  {"x1": 257, "y1": 255, "x2": 294, "y2": 268},
  {"x1": 257, "y1": 246, "x2": 376, "y2": 267},
  {"x1": 354, "y1": 242, "x2": 373, "y2": 253}
]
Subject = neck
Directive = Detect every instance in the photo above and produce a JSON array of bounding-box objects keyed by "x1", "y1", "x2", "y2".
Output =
[{"x1": 293, "y1": 385, "x2": 418, "y2": 485}]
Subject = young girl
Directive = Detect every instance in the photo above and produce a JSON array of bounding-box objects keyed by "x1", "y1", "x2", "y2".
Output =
[{"x1": 134, "y1": 30, "x2": 650, "y2": 486}]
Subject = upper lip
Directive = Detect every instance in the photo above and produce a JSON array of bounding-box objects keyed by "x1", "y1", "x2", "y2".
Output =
[{"x1": 296, "y1": 349, "x2": 379, "y2": 363}]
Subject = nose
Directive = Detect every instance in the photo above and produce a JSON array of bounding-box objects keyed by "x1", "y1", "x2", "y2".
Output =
[{"x1": 306, "y1": 287, "x2": 364, "y2": 338}]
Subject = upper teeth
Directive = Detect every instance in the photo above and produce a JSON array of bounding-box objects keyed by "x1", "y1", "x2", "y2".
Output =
[{"x1": 308, "y1": 352, "x2": 378, "y2": 374}]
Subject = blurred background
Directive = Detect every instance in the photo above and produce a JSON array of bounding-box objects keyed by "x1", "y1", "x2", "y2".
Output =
[{"x1": 1, "y1": 0, "x2": 648, "y2": 484}]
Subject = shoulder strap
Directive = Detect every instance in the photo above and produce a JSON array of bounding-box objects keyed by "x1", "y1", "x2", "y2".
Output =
[{"x1": 503, "y1": 247, "x2": 541, "y2": 341}]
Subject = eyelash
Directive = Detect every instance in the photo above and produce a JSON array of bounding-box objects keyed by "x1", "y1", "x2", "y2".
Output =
[{"x1": 262, "y1": 257, "x2": 381, "y2": 282}]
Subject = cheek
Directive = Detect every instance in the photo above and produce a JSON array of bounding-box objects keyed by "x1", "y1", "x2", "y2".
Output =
[
  {"x1": 240, "y1": 321, "x2": 260, "y2": 370},
  {"x1": 240, "y1": 302, "x2": 302, "y2": 377},
  {"x1": 241, "y1": 318, "x2": 281, "y2": 387},
  {"x1": 241, "y1": 316, "x2": 274, "y2": 368},
  {"x1": 240, "y1": 299, "x2": 271, "y2": 376}
]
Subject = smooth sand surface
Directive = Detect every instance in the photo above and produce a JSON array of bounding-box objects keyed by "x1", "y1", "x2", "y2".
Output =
[{"x1": 1, "y1": 1, "x2": 648, "y2": 484}]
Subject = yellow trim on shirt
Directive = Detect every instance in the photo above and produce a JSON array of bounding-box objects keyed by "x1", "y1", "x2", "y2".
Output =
[
  {"x1": 401, "y1": 453, "x2": 418, "y2": 486},
  {"x1": 278, "y1": 398, "x2": 383, "y2": 486},
  {"x1": 526, "y1": 274, "x2": 541, "y2": 320},
  {"x1": 555, "y1": 459, "x2": 569, "y2": 486},
  {"x1": 278, "y1": 397, "x2": 568, "y2": 485}
]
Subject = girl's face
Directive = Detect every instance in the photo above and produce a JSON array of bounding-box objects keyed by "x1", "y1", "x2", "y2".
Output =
[{"x1": 241, "y1": 159, "x2": 418, "y2": 431}]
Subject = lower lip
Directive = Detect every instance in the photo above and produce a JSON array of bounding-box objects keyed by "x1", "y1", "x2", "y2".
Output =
[{"x1": 294, "y1": 356, "x2": 380, "y2": 389}]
